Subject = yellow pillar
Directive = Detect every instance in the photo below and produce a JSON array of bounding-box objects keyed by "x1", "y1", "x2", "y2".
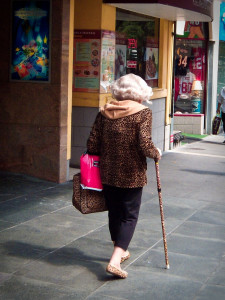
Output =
[
  {"x1": 158, "y1": 19, "x2": 174, "y2": 125},
  {"x1": 73, "y1": 0, "x2": 116, "y2": 108},
  {"x1": 67, "y1": 0, "x2": 75, "y2": 160}
]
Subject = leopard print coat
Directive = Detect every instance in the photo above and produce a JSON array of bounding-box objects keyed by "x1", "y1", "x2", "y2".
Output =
[{"x1": 87, "y1": 106, "x2": 160, "y2": 188}]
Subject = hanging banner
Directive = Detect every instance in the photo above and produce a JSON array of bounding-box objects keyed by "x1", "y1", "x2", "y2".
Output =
[
  {"x1": 100, "y1": 30, "x2": 115, "y2": 93},
  {"x1": 11, "y1": 0, "x2": 50, "y2": 81}
]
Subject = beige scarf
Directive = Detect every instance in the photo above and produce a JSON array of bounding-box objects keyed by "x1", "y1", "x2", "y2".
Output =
[{"x1": 100, "y1": 100, "x2": 147, "y2": 119}]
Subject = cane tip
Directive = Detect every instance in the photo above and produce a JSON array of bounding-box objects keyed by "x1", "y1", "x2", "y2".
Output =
[{"x1": 166, "y1": 264, "x2": 170, "y2": 270}]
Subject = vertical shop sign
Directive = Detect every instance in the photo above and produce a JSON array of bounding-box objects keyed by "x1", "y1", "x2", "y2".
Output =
[
  {"x1": 100, "y1": 30, "x2": 115, "y2": 93},
  {"x1": 11, "y1": 0, "x2": 50, "y2": 81},
  {"x1": 73, "y1": 30, "x2": 101, "y2": 92},
  {"x1": 127, "y1": 38, "x2": 137, "y2": 69},
  {"x1": 115, "y1": 32, "x2": 127, "y2": 80}
]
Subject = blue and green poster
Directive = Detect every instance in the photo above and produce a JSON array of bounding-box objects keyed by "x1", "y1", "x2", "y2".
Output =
[{"x1": 11, "y1": 0, "x2": 50, "y2": 81}]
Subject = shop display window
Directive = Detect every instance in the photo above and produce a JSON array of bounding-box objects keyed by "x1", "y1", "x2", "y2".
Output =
[
  {"x1": 115, "y1": 9, "x2": 159, "y2": 88},
  {"x1": 174, "y1": 22, "x2": 208, "y2": 114}
]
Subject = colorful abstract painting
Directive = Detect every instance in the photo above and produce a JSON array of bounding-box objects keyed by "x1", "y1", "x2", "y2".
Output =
[{"x1": 11, "y1": 0, "x2": 50, "y2": 81}]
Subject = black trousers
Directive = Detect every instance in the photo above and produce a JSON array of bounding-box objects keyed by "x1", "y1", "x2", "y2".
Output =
[
  {"x1": 222, "y1": 112, "x2": 225, "y2": 133},
  {"x1": 103, "y1": 184, "x2": 143, "y2": 251}
]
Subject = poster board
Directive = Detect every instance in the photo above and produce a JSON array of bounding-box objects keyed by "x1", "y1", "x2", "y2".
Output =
[
  {"x1": 11, "y1": 0, "x2": 50, "y2": 81},
  {"x1": 73, "y1": 30, "x2": 101, "y2": 93}
]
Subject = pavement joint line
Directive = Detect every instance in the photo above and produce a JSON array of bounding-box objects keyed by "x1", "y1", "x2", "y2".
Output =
[
  {"x1": 0, "y1": 204, "x2": 75, "y2": 233},
  {"x1": 91, "y1": 294, "x2": 128, "y2": 300},
  {"x1": 169, "y1": 150, "x2": 225, "y2": 159},
  {"x1": 170, "y1": 232, "x2": 225, "y2": 243},
  {"x1": 193, "y1": 283, "x2": 207, "y2": 300},
  {"x1": 0, "y1": 194, "x2": 26, "y2": 204}
]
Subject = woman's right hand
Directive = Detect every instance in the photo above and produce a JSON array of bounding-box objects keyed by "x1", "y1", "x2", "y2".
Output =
[{"x1": 154, "y1": 148, "x2": 162, "y2": 162}]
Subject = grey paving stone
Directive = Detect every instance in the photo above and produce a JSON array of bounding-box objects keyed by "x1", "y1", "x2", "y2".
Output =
[
  {"x1": 34, "y1": 184, "x2": 73, "y2": 203},
  {"x1": 54, "y1": 235, "x2": 148, "y2": 271},
  {"x1": 134, "y1": 220, "x2": 163, "y2": 243},
  {"x1": 162, "y1": 196, "x2": 206, "y2": 210},
  {"x1": 87, "y1": 295, "x2": 128, "y2": 300},
  {"x1": 153, "y1": 234, "x2": 225, "y2": 259},
  {"x1": 6, "y1": 194, "x2": 71, "y2": 212},
  {"x1": 0, "y1": 177, "x2": 56, "y2": 196},
  {"x1": 141, "y1": 189, "x2": 157, "y2": 203},
  {"x1": 140, "y1": 201, "x2": 196, "y2": 220},
  {"x1": 87, "y1": 267, "x2": 202, "y2": 300},
  {"x1": 131, "y1": 227, "x2": 163, "y2": 250},
  {"x1": 195, "y1": 284, "x2": 225, "y2": 300},
  {"x1": 174, "y1": 221, "x2": 225, "y2": 241},
  {"x1": 0, "y1": 220, "x2": 15, "y2": 231},
  {"x1": 0, "y1": 202, "x2": 51, "y2": 224},
  {"x1": 0, "y1": 272, "x2": 12, "y2": 284},
  {"x1": 83, "y1": 223, "x2": 111, "y2": 242},
  {"x1": 203, "y1": 203, "x2": 225, "y2": 214},
  {"x1": 189, "y1": 209, "x2": 225, "y2": 226},
  {"x1": 0, "y1": 212, "x2": 104, "y2": 249},
  {"x1": 0, "y1": 275, "x2": 83, "y2": 300},
  {"x1": 0, "y1": 241, "x2": 50, "y2": 273},
  {"x1": 206, "y1": 261, "x2": 225, "y2": 286},
  {"x1": 15, "y1": 254, "x2": 109, "y2": 296},
  {"x1": 53, "y1": 236, "x2": 113, "y2": 263},
  {"x1": 0, "y1": 194, "x2": 23, "y2": 203},
  {"x1": 55, "y1": 205, "x2": 107, "y2": 224},
  {"x1": 137, "y1": 213, "x2": 188, "y2": 236},
  {"x1": 132, "y1": 249, "x2": 220, "y2": 283}
]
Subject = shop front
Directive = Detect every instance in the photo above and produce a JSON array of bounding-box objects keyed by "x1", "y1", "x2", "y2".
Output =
[
  {"x1": 173, "y1": 21, "x2": 208, "y2": 135},
  {"x1": 0, "y1": 0, "x2": 214, "y2": 183},
  {"x1": 71, "y1": 0, "x2": 173, "y2": 166},
  {"x1": 71, "y1": 0, "x2": 213, "y2": 167}
]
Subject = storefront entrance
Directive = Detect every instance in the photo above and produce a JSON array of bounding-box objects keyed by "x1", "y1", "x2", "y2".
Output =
[{"x1": 173, "y1": 21, "x2": 209, "y2": 135}]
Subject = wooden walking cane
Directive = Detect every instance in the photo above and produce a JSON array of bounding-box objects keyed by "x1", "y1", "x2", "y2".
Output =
[{"x1": 155, "y1": 160, "x2": 170, "y2": 269}]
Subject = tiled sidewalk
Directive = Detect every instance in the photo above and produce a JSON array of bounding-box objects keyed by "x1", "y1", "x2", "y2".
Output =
[{"x1": 0, "y1": 134, "x2": 225, "y2": 299}]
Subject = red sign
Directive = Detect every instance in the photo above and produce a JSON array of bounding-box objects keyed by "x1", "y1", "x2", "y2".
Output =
[
  {"x1": 127, "y1": 61, "x2": 137, "y2": 68},
  {"x1": 128, "y1": 39, "x2": 137, "y2": 49}
]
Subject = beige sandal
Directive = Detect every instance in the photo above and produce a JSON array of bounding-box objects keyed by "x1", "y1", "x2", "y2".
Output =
[
  {"x1": 106, "y1": 263, "x2": 128, "y2": 279},
  {"x1": 121, "y1": 250, "x2": 130, "y2": 263}
]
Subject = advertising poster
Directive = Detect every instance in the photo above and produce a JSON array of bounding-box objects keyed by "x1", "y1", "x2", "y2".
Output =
[
  {"x1": 73, "y1": 30, "x2": 101, "y2": 93},
  {"x1": 145, "y1": 37, "x2": 159, "y2": 87},
  {"x1": 220, "y1": 2, "x2": 225, "y2": 41},
  {"x1": 145, "y1": 47, "x2": 158, "y2": 80},
  {"x1": 100, "y1": 30, "x2": 115, "y2": 93},
  {"x1": 177, "y1": 22, "x2": 206, "y2": 40},
  {"x1": 11, "y1": 0, "x2": 50, "y2": 81}
]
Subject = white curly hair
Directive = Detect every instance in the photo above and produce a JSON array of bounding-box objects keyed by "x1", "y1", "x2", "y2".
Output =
[{"x1": 111, "y1": 73, "x2": 153, "y2": 103}]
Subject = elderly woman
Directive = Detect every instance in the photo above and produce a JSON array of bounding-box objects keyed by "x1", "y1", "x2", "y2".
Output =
[{"x1": 87, "y1": 74, "x2": 161, "y2": 278}]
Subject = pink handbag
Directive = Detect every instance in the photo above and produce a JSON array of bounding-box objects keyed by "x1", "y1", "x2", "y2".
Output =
[{"x1": 80, "y1": 153, "x2": 103, "y2": 191}]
